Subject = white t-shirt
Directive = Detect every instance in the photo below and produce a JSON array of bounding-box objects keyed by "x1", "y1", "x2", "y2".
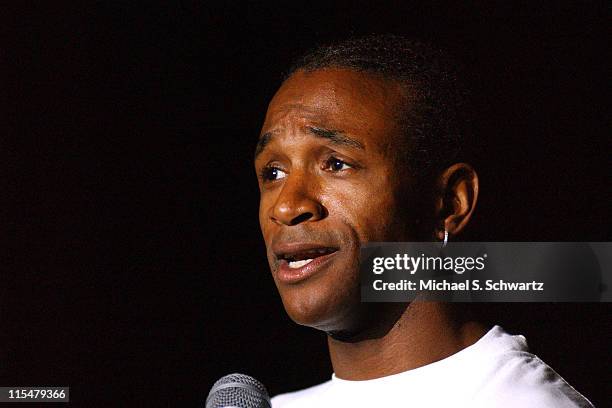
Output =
[{"x1": 271, "y1": 325, "x2": 593, "y2": 407}]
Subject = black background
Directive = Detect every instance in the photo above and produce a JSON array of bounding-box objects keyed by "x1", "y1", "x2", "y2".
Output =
[{"x1": 6, "y1": 2, "x2": 610, "y2": 406}]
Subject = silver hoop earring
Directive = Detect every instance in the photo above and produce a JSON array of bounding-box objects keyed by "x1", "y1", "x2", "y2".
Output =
[{"x1": 442, "y1": 230, "x2": 449, "y2": 248}]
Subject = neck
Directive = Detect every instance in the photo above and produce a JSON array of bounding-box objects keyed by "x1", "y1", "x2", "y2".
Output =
[{"x1": 327, "y1": 302, "x2": 488, "y2": 380}]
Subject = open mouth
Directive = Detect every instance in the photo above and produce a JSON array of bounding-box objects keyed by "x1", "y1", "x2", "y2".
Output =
[{"x1": 277, "y1": 247, "x2": 338, "y2": 269}]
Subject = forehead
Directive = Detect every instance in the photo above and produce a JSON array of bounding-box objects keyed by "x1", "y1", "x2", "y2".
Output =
[{"x1": 262, "y1": 68, "x2": 408, "y2": 148}]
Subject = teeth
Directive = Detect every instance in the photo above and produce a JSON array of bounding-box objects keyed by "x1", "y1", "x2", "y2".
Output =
[{"x1": 288, "y1": 259, "x2": 314, "y2": 269}]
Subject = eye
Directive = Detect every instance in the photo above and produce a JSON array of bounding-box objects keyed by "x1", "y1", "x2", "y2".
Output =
[
  {"x1": 324, "y1": 157, "x2": 353, "y2": 172},
  {"x1": 260, "y1": 166, "x2": 287, "y2": 181}
]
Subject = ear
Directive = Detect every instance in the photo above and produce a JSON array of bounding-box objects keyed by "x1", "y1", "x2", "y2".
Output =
[{"x1": 434, "y1": 163, "x2": 479, "y2": 240}]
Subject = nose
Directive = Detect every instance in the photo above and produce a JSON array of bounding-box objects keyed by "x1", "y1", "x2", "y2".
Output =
[{"x1": 270, "y1": 173, "x2": 326, "y2": 226}]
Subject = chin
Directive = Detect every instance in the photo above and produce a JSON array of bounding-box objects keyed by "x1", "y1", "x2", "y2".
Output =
[
  {"x1": 270, "y1": 242, "x2": 363, "y2": 330},
  {"x1": 278, "y1": 281, "x2": 361, "y2": 332}
]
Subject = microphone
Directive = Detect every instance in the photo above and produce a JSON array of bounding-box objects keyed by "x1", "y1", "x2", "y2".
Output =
[{"x1": 205, "y1": 373, "x2": 271, "y2": 408}]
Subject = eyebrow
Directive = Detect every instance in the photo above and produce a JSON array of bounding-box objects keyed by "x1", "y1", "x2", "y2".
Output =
[
  {"x1": 254, "y1": 126, "x2": 364, "y2": 159},
  {"x1": 254, "y1": 132, "x2": 273, "y2": 158}
]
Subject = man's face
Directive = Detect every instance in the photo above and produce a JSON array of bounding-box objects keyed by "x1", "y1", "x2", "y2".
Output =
[{"x1": 255, "y1": 68, "x2": 416, "y2": 332}]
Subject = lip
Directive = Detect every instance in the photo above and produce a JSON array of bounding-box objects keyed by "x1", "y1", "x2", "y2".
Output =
[{"x1": 273, "y1": 243, "x2": 339, "y2": 284}]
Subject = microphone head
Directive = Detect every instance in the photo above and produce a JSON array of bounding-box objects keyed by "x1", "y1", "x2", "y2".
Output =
[{"x1": 205, "y1": 373, "x2": 271, "y2": 408}]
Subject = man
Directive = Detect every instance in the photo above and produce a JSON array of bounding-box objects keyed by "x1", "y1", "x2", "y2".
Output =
[{"x1": 254, "y1": 35, "x2": 592, "y2": 407}]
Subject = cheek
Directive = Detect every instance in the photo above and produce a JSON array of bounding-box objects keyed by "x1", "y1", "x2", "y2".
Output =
[
  {"x1": 258, "y1": 194, "x2": 275, "y2": 237},
  {"x1": 258, "y1": 202, "x2": 266, "y2": 234},
  {"x1": 321, "y1": 177, "x2": 403, "y2": 241}
]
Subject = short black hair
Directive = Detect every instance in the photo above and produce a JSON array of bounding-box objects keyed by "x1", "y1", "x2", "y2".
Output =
[{"x1": 285, "y1": 34, "x2": 472, "y2": 185}]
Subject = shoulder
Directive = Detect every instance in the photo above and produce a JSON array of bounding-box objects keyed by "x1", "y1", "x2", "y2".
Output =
[
  {"x1": 473, "y1": 349, "x2": 593, "y2": 408},
  {"x1": 271, "y1": 380, "x2": 332, "y2": 408}
]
